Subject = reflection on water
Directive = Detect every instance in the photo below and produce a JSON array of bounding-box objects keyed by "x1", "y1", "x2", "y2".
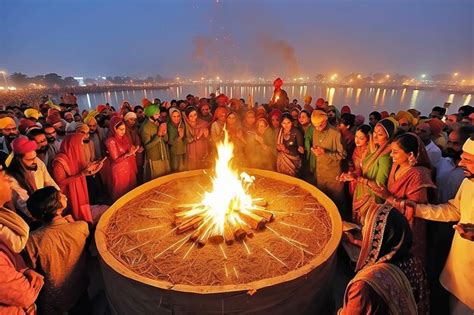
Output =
[{"x1": 76, "y1": 84, "x2": 472, "y2": 116}]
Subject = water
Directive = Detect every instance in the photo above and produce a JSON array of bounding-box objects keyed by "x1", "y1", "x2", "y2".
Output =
[{"x1": 76, "y1": 84, "x2": 472, "y2": 117}]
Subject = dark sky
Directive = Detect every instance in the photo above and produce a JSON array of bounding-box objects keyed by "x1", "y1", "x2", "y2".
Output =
[{"x1": 1, "y1": 0, "x2": 472, "y2": 79}]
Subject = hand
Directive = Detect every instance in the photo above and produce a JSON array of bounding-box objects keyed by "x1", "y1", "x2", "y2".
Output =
[
  {"x1": 24, "y1": 269, "x2": 44, "y2": 291},
  {"x1": 178, "y1": 126, "x2": 185, "y2": 138},
  {"x1": 297, "y1": 146, "x2": 305, "y2": 154},
  {"x1": 311, "y1": 146, "x2": 325, "y2": 156},
  {"x1": 453, "y1": 223, "x2": 474, "y2": 241},
  {"x1": 128, "y1": 145, "x2": 139, "y2": 156},
  {"x1": 277, "y1": 144, "x2": 285, "y2": 152},
  {"x1": 137, "y1": 146, "x2": 144, "y2": 153},
  {"x1": 83, "y1": 161, "x2": 102, "y2": 176},
  {"x1": 255, "y1": 134, "x2": 264, "y2": 144},
  {"x1": 370, "y1": 183, "x2": 391, "y2": 199},
  {"x1": 202, "y1": 128, "x2": 209, "y2": 138},
  {"x1": 63, "y1": 214, "x2": 75, "y2": 222}
]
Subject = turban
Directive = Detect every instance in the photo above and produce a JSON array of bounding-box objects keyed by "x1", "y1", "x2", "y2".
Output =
[
  {"x1": 304, "y1": 95, "x2": 312, "y2": 104},
  {"x1": 311, "y1": 110, "x2": 328, "y2": 126},
  {"x1": 376, "y1": 118, "x2": 397, "y2": 139},
  {"x1": 47, "y1": 108, "x2": 60, "y2": 117},
  {"x1": 341, "y1": 105, "x2": 351, "y2": 115},
  {"x1": 64, "y1": 112, "x2": 74, "y2": 120},
  {"x1": 142, "y1": 98, "x2": 152, "y2": 108},
  {"x1": 380, "y1": 111, "x2": 389, "y2": 119},
  {"x1": 84, "y1": 110, "x2": 99, "y2": 124},
  {"x1": 144, "y1": 104, "x2": 160, "y2": 117},
  {"x1": 212, "y1": 106, "x2": 229, "y2": 122},
  {"x1": 273, "y1": 77, "x2": 283, "y2": 88},
  {"x1": 407, "y1": 109, "x2": 421, "y2": 118},
  {"x1": 269, "y1": 109, "x2": 282, "y2": 120},
  {"x1": 0, "y1": 208, "x2": 30, "y2": 253},
  {"x1": 18, "y1": 118, "x2": 36, "y2": 134},
  {"x1": 315, "y1": 98, "x2": 325, "y2": 108},
  {"x1": 396, "y1": 111, "x2": 416, "y2": 126},
  {"x1": 24, "y1": 108, "x2": 42, "y2": 120},
  {"x1": 66, "y1": 122, "x2": 78, "y2": 134},
  {"x1": 427, "y1": 118, "x2": 445, "y2": 137},
  {"x1": 0, "y1": 116, "x2": 16, "y2": 129},
  {"x1": 44, "y1": 100, "x2": 60, "y2": 110},
  {"x1": 124, "y1": 112, "x2": 137, "y2": 121},
  {"x1": 98, "y1": 104, "x2": 109, "y2": 113},
  {"x1": 462, "y1": 137, "x2": 474, "y2": 155},
  {"x1": 75, "y1": 122, "x2": 89, "y2": 134},
  {"x1": 11, "y1": 136, "x2": 37, "y2": 155}
]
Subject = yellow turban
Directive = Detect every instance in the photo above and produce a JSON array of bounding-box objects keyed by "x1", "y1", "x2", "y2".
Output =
[
  {"x1": 24, "y1": 108, "x2": 42, "y2": 120},
  {"x1": 311, "y1": 110, "x2": 328, "y2": 126},
  {"x1": 84, "y1": 110, "x2": 99, "y2": 124},
  {"x1": 304, "y1": 95, "x2": 312, "y2": 104},
  {"x1": 396, "y1": 111, "x2": 417, "y2": 126},
  {"x1": 0, "y1": 116, "x2": 16, "y2": 129}
]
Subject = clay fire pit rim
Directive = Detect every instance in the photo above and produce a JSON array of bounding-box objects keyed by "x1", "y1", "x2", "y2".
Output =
[{"x1": 95, "y1": 168, "x2": 342, "y2": 295}]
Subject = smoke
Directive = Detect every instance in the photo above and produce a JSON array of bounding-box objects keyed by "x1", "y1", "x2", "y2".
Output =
[{"x1": 258, "y1": 34, "x2": 300, "y2": 78}]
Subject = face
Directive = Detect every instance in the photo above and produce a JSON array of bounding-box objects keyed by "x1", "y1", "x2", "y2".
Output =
[
  {"x1": 446, "y1": 115, "x2": 458, "y2": 126},
  {"x1": 390, "y1": 141, "x2": 412, "y2": 166},
  {"x1": 54, "y1": 121, "x2": 66, "y2": 136},
  {"x1": 327, "y1": 110, "x2": 336, "y2": 119},
  {"x1": 217, "y1": 111, "x2": 227, "y2": 123},
  {"x1": 171, "y1": 111, "x2": 181, "y2": 125},
  {"x1": 355, "y1": 130, "x2": 369, "y2": 147},
  {"x1": 33, "y1": 134, "x2": 49, "y2": 153},
  {"x1": 398, "y1": 118, "x2": 410, "y2": 132},
  {"x1": 1, "y1": 124, "x2": 18, "y2": 140},
  {"x1": 458, "y1": 151, "x2": 474, "y2": 178},
  {"x1": 298, "y1": 113, "x2": 310, "y2": 126},
  {"x1": 44, "y1": 127, "x2": 57, "y2": 142},
  {"x1": 200, "y1": 105, "x2": 210, "y2": 116},
  {"x1": 159, "y1": 112, "x2": 168, "y2": 123},
  {"x1": 21, "y1": 151, "x2": 38, "y2": 171},
  {"x1": 0, "y1": 169, "x2": 13, "y2": 203},
  {"x1": 125, "y1": 117, "x2": 137, "y2": 127},
  {"x1": 226, "y1": 113, "x2": 237, "y2": 125},
  {"x1": 115, "y1": 123, "x2": 126, "y2": 137},
  {"x1": 271, "y1": 115, "x2": 280, "y2": 128},
  {"x1": 429, "y1": 111, "x2": 442, "y2": 119},
  {"x1": 337, "y1": 122, "x2": 348, "y2": 132},
  {"x1": 87, "y1": 121, "x2": 97, "y2": 133},
  {"x1": 373, "y1": 124, "x2": 388, "y2": 147},
  {"x1": 414, "y1": 124, "x2": 431, "y2": 142},
  {"x1": 291, "y1": 110, "x2": 299, "y2": 121},
  {"x1": 187, "y1": 110, "x2": 198, "y2": 123},
  {"x1": 256, "y1": 120, "x2": 267, "y2": 135},
  {"x1": 136, "y1": 109, "x2": 145, "y2": 121},
  {"x1": 245, "y1": 112, "x2": 256, "y2": 126},
  {"x1": 58, "y1": 192, "x2": 68, "y2": 211},
  {"x1": 444, "y1": 131, "x2": 463, "y2": 159},
  {"x1": 281, "y1": 117, "x2": 292, "y2": 131},
  {"x1": 368, "y1": 116, "x2": 376, "y2": 127},
  {"x1": 65, "y1": 116, "x2": 74, "y2": 123},
  {"x1": 74, "y1": 115, "x2": 82, "y2": 122}
]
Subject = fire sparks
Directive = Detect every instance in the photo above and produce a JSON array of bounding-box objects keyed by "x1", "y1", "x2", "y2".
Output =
[{"x1": 173, "y1": 130, "x2": 274, "y2": 246}]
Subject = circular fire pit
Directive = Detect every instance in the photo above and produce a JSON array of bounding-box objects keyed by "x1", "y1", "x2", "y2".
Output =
[{"x1": 96, "y1": 169, "x2": 342, "y2": 315}]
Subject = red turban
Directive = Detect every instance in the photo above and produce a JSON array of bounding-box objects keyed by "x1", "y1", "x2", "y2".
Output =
[
  {"x1": 97, "y1": 104, "x2": 107, "y2": 113},
  {"x1": 269, "y1": 109, "x2": 282, "y2": 120},
  {"x1": 273, "y1": 77, "x2": 283, "y2": 88},
  {"x1": 341, "y1": 105, "x2": 351, "y2": 115},
  {"x1": 315, "y1": 98, "x2": 325, "y2": 108},
  {"x1": 381, "y1": 111, "x2": 389, "y2": 119},
  {"x1": 46, "y1": 111, "x2": 62, "y2": 124},
  {"x1": 18, "y1": 118, "x2": 36, "y2": 134},
  {"x1": 141, "y1": 98, "x2": 152, "y2": 108},
  {"x1": 427, "y1": 118, "x2": 446, "y2": 137},
  {"x1": 12, "y1": 136, "x2": 37, "y2": 155}
]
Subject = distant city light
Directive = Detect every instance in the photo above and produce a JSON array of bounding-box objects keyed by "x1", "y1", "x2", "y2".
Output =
[
  {"x1": 453, "y1": 72, "x2": 459, "y2": 77},
  {"x1": 421, "y1": 74, "x2": 426, "y2": 78}
]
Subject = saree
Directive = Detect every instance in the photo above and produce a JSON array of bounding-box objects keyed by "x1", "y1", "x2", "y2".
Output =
[
  {"x1": 184, "y1": 114, "x2": 210, "y2": 170},
  {"x1": 276, "y1": 127, "x2": 302, "y2": 177}
]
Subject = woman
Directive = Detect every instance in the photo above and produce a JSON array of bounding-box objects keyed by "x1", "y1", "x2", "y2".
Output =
[
  {"x1": 276, "y1": 113, "x2": 304, "y2": 177},
  {"x1": 246, "y1": 117, "x2": 276, "y2": 170},
  {"x1": 372, "y1": 133, "x2": 435, "y2": 266},
  {"x1": 290, "y1": 107, "x2": 301, "y2": 127},
  {"x1": 167, "y1": 107, "x2": 187, "y2": 172},
  {"x1": 339, "y1": 118, "x2": 396, "y2": 224},
  {"x1": 242, "y1": 109, "x2": 257, "y2": 132},
  {"x1": 327, "y1": 105, "x2": 341, "y2": 126},
  {"x1": 225, "y1": 111, "x2": 246, "y2": 164},
  {"x1": 105, "y1": 116, "x2": 138, "y2": 202},
  {"x1": 0, "y1": 170, "x2": 43, "y2": 315},
  {"x1": 25, "y1": 187, "x2": 89, "y2": 315},
  {"x1": 124, "y1": 111, "x2": 144, "y2": 184},
  {"x1": 339, "y1": 204, "x2": 429, "y2": 314},
  {"x1": 184, "y1": 106, "x2": 210, "y2": 170},
  {"x1": 52, "y1": 133, "x2": 104, "y2": 223},
  {"x1": 298, "y1": 109, "x2": 315, "y2": 181},
  {"x1": 348, "y1": 124, "x2": 371, "y2": 196},
  {"x1": 210, "y1": 106, "x2": 228, "y2": 145}
]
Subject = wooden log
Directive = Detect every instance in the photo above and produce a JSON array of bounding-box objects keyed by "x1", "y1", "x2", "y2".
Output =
[
  {"x1": 223, "y1": 222, "x2": 235, "y2": 245},
  {"x1": 241, "y1": 224, "x2": 254, "y2": 238},
  {"x1": 252, "y1": 210, "x2": 274, "y2": 222},
  {"x1": 208, "y1": 234, "x2": 224, "y2": 244},
  {"x1": 253, "y1": 199, "x2": 268, "y2": 207},
  {"x1": 231, "y1": 221, "x2": 247, "y2": 240},
  {"x1": 176, "y1": 216, "x2": 203, "y2": 234},
  {"x1": 238, "y1": 211, "x2": 266, "y2": 230}
]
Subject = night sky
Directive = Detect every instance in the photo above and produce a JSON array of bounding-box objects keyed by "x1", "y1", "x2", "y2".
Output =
[{"x1": 1, "y1": 0, "x2": 472, "y2": 79}]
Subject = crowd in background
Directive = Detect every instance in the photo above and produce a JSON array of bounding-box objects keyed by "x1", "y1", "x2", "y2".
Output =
[{"x1": 1, "y1": 77, "x2": 474, "y2": 314}]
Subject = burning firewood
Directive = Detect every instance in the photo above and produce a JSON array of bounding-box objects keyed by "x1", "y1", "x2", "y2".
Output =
[{"x1": 238, "y1": 211, "x2": 267, "y2": 230}]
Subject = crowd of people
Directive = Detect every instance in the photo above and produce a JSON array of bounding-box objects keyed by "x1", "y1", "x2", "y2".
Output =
[{"x1": 0, "y1": 77, "x2": 473, "y2": 314}]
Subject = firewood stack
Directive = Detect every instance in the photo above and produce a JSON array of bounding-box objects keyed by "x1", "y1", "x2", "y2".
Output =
[{"x1": 173, "y1": 199, "x2": 273, "y2": 247}]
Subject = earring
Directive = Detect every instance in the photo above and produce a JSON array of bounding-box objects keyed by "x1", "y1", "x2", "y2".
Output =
[{"x1": 408, "y1": 155, "x2": 416, "y2": 167}]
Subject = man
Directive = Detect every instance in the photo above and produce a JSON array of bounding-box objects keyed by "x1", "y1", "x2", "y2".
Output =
[
  {"x1": 140, "y1": 105, "x2": 170, "y2": 180},
  {"x1": 415, "y1": 122, "x2": 442, "y2": 168},
  {"x1": 24, "y1": 108, "x2": 42, "y2": 124},
  {"x1": 84, "y1": 112, "x2": 106, "y2": 160},
  {"x1": 46, "y1": 112, "x2": 67, "y2": 142},
  {"x1": 269, "y1": 77, "x2": 289, "y2": 111},
  {"x1": 0, "y1": 116, "x2": 18, "y2": 154},
  {"x1": 7, "y1": 136, "x2": 59, "y2": 222},
  {"x1": 303, "y1": 95, "x2": 313, "y2": 113},
  {"x1": 445, "y1": 114, "x2": 461, "y2": 133},
  {"x1": 396, "y1": 110, "x2": 416, "y2": 132},
  {"x1": 215, "y1": 94, "x2": 229, "y2": 108},
  {"x1": 427, "y1": 118, "x2": 448, "y2": 150},
  {"x1": 133, "y1": 105, "x2": 146, "y2": 126},
  {"x1": 42, "y1": 123, "x2": 61, "y2": 158},
  {"x1": 311, "y1": 110, "x2": 347, "y2": 216},
  {"x1": 26, "y1": 129, "x2": 54, "y2": 170},
  {"x1": 430, "y1": 106, "x2": 447, "y2": 120},
  {"x1": 198, "y1": 99, "x2": 213, "y2": 123},
  {"x1": 368, "y1": 111, "x2": 382, "y2": 129},
  {"x1": 408, "y1": 136, "x2": 474, "y2": 313}
]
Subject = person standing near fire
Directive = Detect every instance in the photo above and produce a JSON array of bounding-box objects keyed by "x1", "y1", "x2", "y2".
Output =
[{"x1": 269, "y1": 77, "x2": 289, "y2": 111}]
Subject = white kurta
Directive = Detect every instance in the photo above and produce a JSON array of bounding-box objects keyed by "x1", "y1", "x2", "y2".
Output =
[{"x1": 416, "y1": 178, "x2": 474, "y2": 310}]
